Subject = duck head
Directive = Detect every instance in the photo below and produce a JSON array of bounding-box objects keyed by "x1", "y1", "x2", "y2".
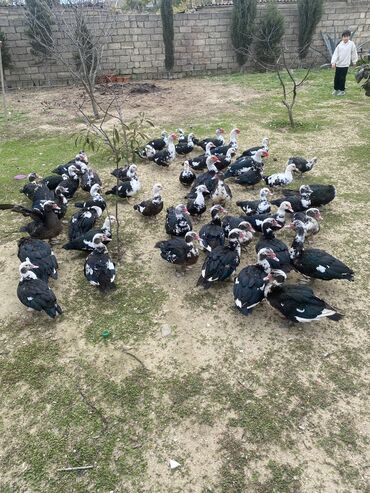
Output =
[
  {"x1": 152, "y1": 183, "x2": 163, "y2": 196},
  {"x1": 19, "y1": 259, "x2": 39, "y2": 280},
  {"x1": 279, "y1": 201, "x2": 294, "y2": 214},
  {"x1": 90, "y1": 183, "x2": 102, "y2": 196},
  {"x1": 206, "y1": 155, "x2": 221, "y2": 172},
  {"x1": 263, "y1": 269, "x2": 287, "y2": 285},
  {"x1": 260, "y1": 187, "x2": 273, "y2": 199},
  {"x1": 184, "y1": 231, "x2": 200, "y2": 243},
  {"x1": 306, "y1": 208, "x2": 322, "y2": 221}
]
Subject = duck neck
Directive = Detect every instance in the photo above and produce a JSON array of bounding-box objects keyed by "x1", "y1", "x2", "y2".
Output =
[
  {"x1": 262, "y1": 225, "x2": 275, "y2": 239},
  {"x1": 300, "y1": 193, "x2": 311, "y2": 208},
  {"x1": 168, "y1": 139, "x2": 176, "y2": 158},
  {"x1": 195, "y1": 189, "x2": 205, "y2": 206},
  {"x1": 258, "y1": 256, "x2": 272, "y2": 273}
]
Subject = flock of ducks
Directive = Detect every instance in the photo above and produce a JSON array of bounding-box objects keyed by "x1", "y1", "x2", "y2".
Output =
[{"x1": 2, "y1": 127, "x2": 354, "y2": 324}]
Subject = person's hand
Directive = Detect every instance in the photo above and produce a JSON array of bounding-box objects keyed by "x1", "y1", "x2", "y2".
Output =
[{"x1": 332, "y1": 64, "x2": 336, "y2": 69}]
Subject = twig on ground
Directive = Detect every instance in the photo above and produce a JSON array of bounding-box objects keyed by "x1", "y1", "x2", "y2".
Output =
[
  {"x1": 77, "y1": 384, "x2": 108, "y2": 434},
  {"x1": 57, "y1": 465, "x2": 94, "y2": 472}
]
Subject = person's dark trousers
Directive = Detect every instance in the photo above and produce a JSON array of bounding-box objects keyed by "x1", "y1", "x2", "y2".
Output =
[{"x1": 334, "y1": 67, "x2": 349, "y2": 91}]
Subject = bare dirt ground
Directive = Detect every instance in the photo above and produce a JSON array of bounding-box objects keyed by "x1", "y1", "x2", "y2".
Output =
[{"x1": 1, "y1": 75, "x2": 369, "y2": 493}]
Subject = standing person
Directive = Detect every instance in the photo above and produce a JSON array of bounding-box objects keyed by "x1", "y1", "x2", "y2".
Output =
[{"x1": 331, "y1": 30, "x2": 358, "y2": 96}]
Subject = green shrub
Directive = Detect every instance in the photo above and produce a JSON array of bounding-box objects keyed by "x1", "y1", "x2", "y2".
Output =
[
  {"x1": 0, "y1": 31, "x2": 12, "y2": 71},
  {"x1": 160, "y1": 0, "x2": 174, "y2": 75},
  {"x1": 297, "y1": 0, "x2": 323, "y2": 60},
  {"x1": 231, "y1": 0, "x2": 257, "y2": 68}
]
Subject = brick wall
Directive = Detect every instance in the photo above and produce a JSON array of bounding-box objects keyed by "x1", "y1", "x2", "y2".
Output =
[{"x1": 0, "y1": 0, "x2": 369, "y2": 88}]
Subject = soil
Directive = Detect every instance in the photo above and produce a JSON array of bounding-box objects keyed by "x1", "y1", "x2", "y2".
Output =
[{"x1": 1, "y1": 77, "x2": 369, "y2": 492}]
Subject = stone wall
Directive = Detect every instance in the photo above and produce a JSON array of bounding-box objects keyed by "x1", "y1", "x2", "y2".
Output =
[{"x1": 0, "y1": 0, "x2": 369, "y2": 88}]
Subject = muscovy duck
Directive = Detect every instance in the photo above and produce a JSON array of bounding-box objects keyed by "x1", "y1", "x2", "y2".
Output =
[
  {"x1": 210, "y1": 173, "x2": 232, "y2": 206},
  {"x1": 223, "y1": 148, "x2": 268, "y2": 179},
  {"x1": 222, "y1": 215, "x2": 252, "y2": 238},
  {"x1": 197, "y1": 128, "x2": 225, "y2": 150},
  {"x1": 68, "y1": 206, "x2": 103, "y2": 241},
  {"x1": 238, "y1": 221, "x2": 255, "y2": 248},
  {"x1": 255, "y1": 218, "x2": 292, "y2": 272},
  {"x1": 186, "y1": 142, "x2": 216, "y2": 171},
  {"x1": 111, "y1": 166, "x2": 131, "y2": 181},
  {"x1": 233, "y1": 248, "x2": 278, "y2": 316},
  {"x1": 189, "y1": 155, "x2": 221, "y2": 196},
  {"x1": 75, "y1": 183, "x2": 106, "y2": 212},
  {"x1": 234, "y1": 162, "x2": 264, "y2": 188},
  {"x1": 53, "y1": 186, "x2": 69, "y2": 219},
  {"x1": 136, "y1": 131, "x2": 168, "y2": 158},
  {"x1": 282, "y1": 184, "x2": 336, "y2": 207},
  {"x1": 17, "y1": 260, "x2": 63, "y2": 318},
  {"x1": 214, "y1": 148, "x2": 237, "y2": 171},
  {"x1": 271, "y1": 184, "x2": 313, "y2": 212},
  {"x1": 241, "y1": 137, "x2": 269, "y2": 157},
  {"x1": 236, "y1": 187, "x2": 273, "y2": 215},
  {"x1": 165, "y1": 204, "x2": 193, "y2": 237},
  {"x1": 264, "y1": 162, "x2": 298, "y2": 188},
  {"x1": 105, "y1": 165, "x2": 141, "y2": 199},
  {"x1": 263, "y1": 269, "x2": 343, "y2": 322},
  {"x1": 176, "y1": 128, "x2": 188, "y2": 144},
  {"x1": 62, "y1": 216, "x2": 116, "y2": 251},
  {"x1": 149, "y1": 132, "x2": 177, "y2": 167},
  {"x1": 155, "y1": 231, "x2": 199, "y2": 274},
  {"x1": 84, "y1": 234, "x2": 116, "y2": 292},
  {"x1": 199, "y1": 205, "x2": 226, "y2": 252},
  {"x1": 133, "y1": 183, "x2": 163, "y2": 217},
  {"x1": 52, "y1": 151, "x2": 88, "y2": 175},
  {"x1": 79, "y1": 164, "x2": 102, "y2": 192},
  {"x1": 241, "y1": 201, "x2": 294, "y2": 233},
  {"x1": 211, "y1": 128, "x2": 240, "y2": 155},
  {"x1": 0, "y1": 201, "x2": 62, "y2": 240},
  {"x1": 175, "y1": 133, "x2": 195, "y2": 155},
  {"x1": 56, "y1": 165, "x2": 80, "y2": 199},
  {"x1": 179, "y1": 161, "x2": 196, "y2": 187},
  {"x1": 288, "y1": 156, "x2": 318, "y2": 175},
  {"x1": 292, "y1": 208, "x2": 322, "y2": 238},
  {"x1": 288, "y1": 220, "x2": 354, "y2": 281},
  {"x1": 187, "y1": 184, "x2": 209, "y2": 218},
  {"x1": 17, "y1": 237, "x2": 58, "y2": 283},
  {"x1": 20, "y1": 173, "x2": 42, "y2": 200},
  {"x1": 196, "y1": 228, "x2": 247, "y2": 289}
]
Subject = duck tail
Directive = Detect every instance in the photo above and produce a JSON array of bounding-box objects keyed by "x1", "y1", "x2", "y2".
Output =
[{"x1": 328, "y1": 312, "x2": 344, "y2": 321}]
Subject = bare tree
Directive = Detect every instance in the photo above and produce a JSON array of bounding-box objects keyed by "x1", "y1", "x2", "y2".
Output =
[
  {"x1": 75, "y1": 96, "x2": 154, "y2": 260},
  {"x1": 24, "y1": 0, "x2": 114, "y2": 118}
]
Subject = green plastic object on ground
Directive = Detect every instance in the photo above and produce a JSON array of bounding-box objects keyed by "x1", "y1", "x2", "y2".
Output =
[{"x1": 101, "y1": 330, "x2": 110, "y2": 339}]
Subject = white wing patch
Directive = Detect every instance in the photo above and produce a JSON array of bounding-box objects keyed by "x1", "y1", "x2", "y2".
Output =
[{"x1": 316, "y1": 265, "x2": 326, "y2": 273}]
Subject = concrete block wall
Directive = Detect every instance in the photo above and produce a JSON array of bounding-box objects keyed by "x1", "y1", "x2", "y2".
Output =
[{"x1": 0, "y1": 0, "x2": 369, "y2": 88}]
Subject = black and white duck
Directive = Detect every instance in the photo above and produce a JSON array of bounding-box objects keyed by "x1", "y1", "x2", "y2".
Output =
[
  {"x1": 211, "y1": 128, "x2": 240, "y2": 155},
  {"x1": 214, "y1": 148, "x2": 237, "y2": 171},
  {"x1": 155, "y1": 231, "x2": 200, "y2": 274},
  {"x1": 179, "y1": 161, "x2": 196, "y2": 187},
  {"x1": 189, "y1": 155, "x2": 221, "y2": 195},
  {"x1": 150, "y1": 132, "x2": 177, "y2": 167},
  {"x1": 111, "y1": 165, "x2": 131, "y2": 181},
  {"x1": 236, "y1": 187, "x2": 273, "y2": 215},
  {"x1": 175, "y1": 132, "x2": 195, "y2": 155},
  {"x1": 263, "y1": 269, "x2": 343, "y2": 323},
  {"x1": 136, "y1": 131, "x2": 168, "y2": 158},
  {"x1": 84, "y1": 234, "x2": 116, "y2": 292},
  {"x1": 20, "y1": 173, "x2": 43, "y2": 200},
  {"x1": 52, "y1": 150, "x2": 88, "y2": 175},
  {"x1": 57, "y1": 165, "x2": 80, "y2": 199},
  {"x1": 79, "y1": 163, "x2": 102, "y2": 192},
  {"x1": 292, "y1": 208, "x2": 322, "y2": 238},
  {"x1": 255, "y1": 218, "x2": 292, "y2": 272},
  {"x1": 233, "y1": 247, "x2": 278, "y2": 316},
  {"x1": 196, "y1": 228, "x2": 247, "y2": 289},
  {"x1": 288, "y1": 156, "x2": 318, "y2": 175},
  {"x1": 234, "y1": 161, "x2": 264, "y2": 188},
  {"x1": 197, "y1": 127, "x2": 225, "y2": 150},
  {"x1": 187, "y1": 184, "x2": 209, "y2": 219},
  {"x1": 186, "y1": 142, "x2": 215, "y2": 171},
  {"x1": 243, "y1": 201, "x2": 294, "y2": 233},
  {"x1": 17, "y1": 260, "x2": 63, "y2": 318},
  {"x1": 241, "y1": 137, "x2": 269, "y2": 157},
  {"x1": 68, "y1": 206, "x2": 103, "y2": 242},
  {"x1": 53, "y1": 186, "x2": 69, "y2": 219},
  {"x1": 105, "y1": 165, "x2": 141, "y2": 199},
  {"x1": 264, "y1": 162, "x2": 298, "y2": 188},
  {"x1": 0, "y1": 201, "x2": 62, "y2": 241},
  {"x1": 282, "y1": 184, "x2": 336, "y2": 207},
  {"x1": 237, "y1": 221, "x2": 255, "y2": 248},
  {"x1": 62, "y1": 216, "x2": 116, "y2": 251},
  {"x1": 271, "y1": 184, "x2": 313, "y2": 212},
  {"x1": 75, "y1": 183, "x2": 106, "y2": 212},
  {"x1": 223, "y1": 148, "x2": 268, "y2": 179},
  {"x1": 17, "y1": 237, "x2": 58, "y2": 283},
  {"x1": 199, "y1": 205, "x2": 226, "y2": 252},
  {"x1": 133, "y1": 183, "x2": 163, "y2": 217},
  {"x1": 165, "y1": 204, "x2": 193, "y2": 237},
  {"x1": 288, "y1": 220, "x2": 354, "y2": 281},
  {"x1": 210, "y1": 173, "x2": 233, "y2": 206}
]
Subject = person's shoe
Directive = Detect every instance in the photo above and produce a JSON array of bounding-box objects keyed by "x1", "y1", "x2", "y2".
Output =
[
  {"x1": 337, "y1": 90, "x2": 346, "y2": 96},
  {"x1": 332, "y1": 90, "x2": 338, "y2": 95}
]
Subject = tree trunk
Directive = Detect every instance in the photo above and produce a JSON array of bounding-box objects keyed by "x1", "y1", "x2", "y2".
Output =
[{"x1": 287, "y1": 105, "x2": 295, "y2": 128}]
